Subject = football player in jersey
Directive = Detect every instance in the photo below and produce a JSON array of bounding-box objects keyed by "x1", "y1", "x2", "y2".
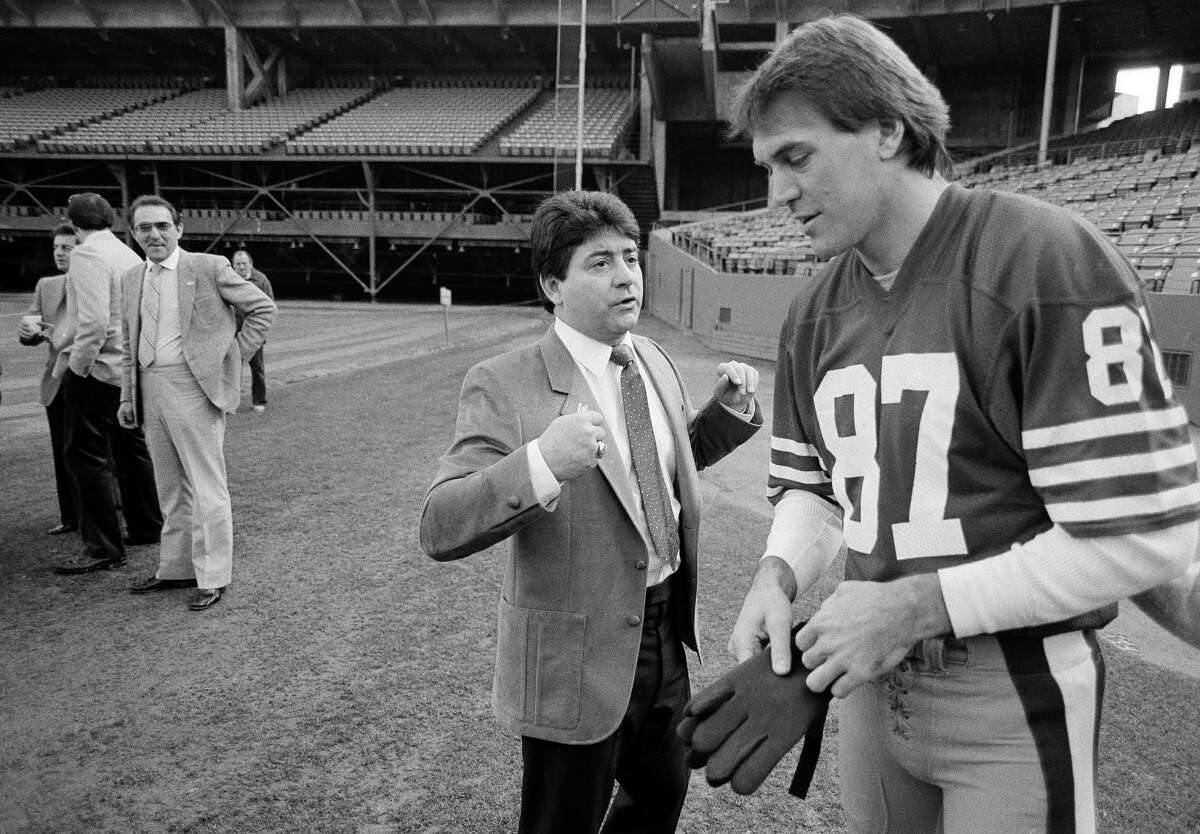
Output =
[{"x1": 725, "y1": 14, "x2": 1200, "y2": 833}]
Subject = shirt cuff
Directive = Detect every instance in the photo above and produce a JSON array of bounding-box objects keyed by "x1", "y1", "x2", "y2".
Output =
[
  {"x1": 720, "y1": 399, "x2": 756, "y2": 421},
  {"x1": 527, "y1": 440, "x2": 563, "y2": 510},
  {"x1": 762, "y1": 489, "x2": 844, "y2": 595}
]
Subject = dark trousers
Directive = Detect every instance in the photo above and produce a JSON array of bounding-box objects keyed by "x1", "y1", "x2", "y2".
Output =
[
  {"x1": 248, "y1": 346, "x2": 266, "y2": 405},
  {"x1": 63, "y1": 372, "x2": 161, "y2": 560},
  {"x1": 45, "y1": 388, "x2": 77, "y2": 527},
  {"x1": 518, "y1": 580, "x2": 691, "y2": 834}
]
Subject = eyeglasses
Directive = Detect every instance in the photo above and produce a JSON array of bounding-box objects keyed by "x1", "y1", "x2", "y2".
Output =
[{"x1": 132, "y1": 222, "x2": 176, "y2": 236}]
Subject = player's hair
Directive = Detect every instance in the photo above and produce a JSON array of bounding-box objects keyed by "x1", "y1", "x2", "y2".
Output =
[
  {"x1": 730, "y1": 14, "x2": 951, "y2": 176},
  {"x1": 66, "y1": 193, "x2": 115, "y2": 231},
  {"x1": 51, "y1": 223, "x2": 76, "y2": 239},
  {"x1": 530, "y1": 190, "x2": 640, "y2": 314},
  {"x1": 128, "y1": 194, "x2": 181, "y2": 226},
  {"x1": 232, "y1": 248, "x2": 253, "y2": 264}
]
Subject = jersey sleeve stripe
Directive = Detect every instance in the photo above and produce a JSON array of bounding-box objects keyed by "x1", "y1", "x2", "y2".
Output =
[
  {"x1": 1045, "y1": 482, "x2": 1200, "y2": 524},
  {"x1": 1022, "y1": 405, "x2": 1189, "y2": 450},
  {"x1": 769, "y1": 462, "x2": 832, "y2": 485},
  {"x1": 1028, "y1": 443, "x2": 1198, "y2": 488},
  {"x1": 771, "y1": 436, "x2": 821, "y2": 456}
]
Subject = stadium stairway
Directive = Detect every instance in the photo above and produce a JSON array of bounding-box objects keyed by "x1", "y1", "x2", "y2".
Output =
[{"x1": 616, "y1": 164, "x2": 660, "y2": 242}]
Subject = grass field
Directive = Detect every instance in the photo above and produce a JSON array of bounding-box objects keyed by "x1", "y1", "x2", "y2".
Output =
[{"x1": 1, "y1": 302, "x2": 1198, "y2": 832}]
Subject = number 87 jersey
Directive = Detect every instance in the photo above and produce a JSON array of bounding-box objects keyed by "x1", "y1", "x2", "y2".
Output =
[{"x1": 769, "y1": 185, "x2": 1200, "y2": 589}]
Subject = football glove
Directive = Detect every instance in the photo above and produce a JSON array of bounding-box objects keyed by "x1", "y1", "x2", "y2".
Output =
[{"x1": 677, "y1": 624, "x2": 832, "y2": 798}]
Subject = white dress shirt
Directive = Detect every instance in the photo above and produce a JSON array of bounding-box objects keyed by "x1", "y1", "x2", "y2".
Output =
[
  {"x1": 141, "y1": 247, "x2": 184, "y2": 367},
  {"x1": 528, "y1": 319, "x2": 683, "y2": 587}
]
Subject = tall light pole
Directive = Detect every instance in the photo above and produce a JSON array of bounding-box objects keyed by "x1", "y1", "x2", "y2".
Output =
[{"x1": 574, "y1": 0, "x2": 588, "y2": 190}]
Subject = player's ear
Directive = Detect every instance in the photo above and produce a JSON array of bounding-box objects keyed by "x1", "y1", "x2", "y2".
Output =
[
  {"x1": 540, "y1": 273, "x2": 563, "y2": 307},
  {"x1": 876, "y1": 118, "x2": 905, "y2": 161}
]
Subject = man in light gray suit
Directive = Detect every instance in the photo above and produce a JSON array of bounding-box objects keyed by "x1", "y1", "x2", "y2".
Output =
[
  {"x1": 421, "y1": 191, "x2": 761, "y2": 833},
  {"x1": 119, "y1": 195, "x2": 275, "y2": 611},
  {"x1": 18, "y1": 224, "x2": 80, "y2": 535},
  {"x1": 52, "y1": 194, "x2": 161, "y2": 574}
]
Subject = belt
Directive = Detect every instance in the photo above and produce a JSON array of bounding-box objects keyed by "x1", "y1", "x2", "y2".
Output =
[{"x1": 645, "y1": 578, "x2": 672, "y2": 608}]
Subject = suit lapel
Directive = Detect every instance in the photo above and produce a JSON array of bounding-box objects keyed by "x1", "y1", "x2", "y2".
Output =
[
  {"x1": 176, "y1": 251, "x2": 194, "y2": 342},
  {"x1": 539, "y1": 327, "x2": 642, "y2": 526}
]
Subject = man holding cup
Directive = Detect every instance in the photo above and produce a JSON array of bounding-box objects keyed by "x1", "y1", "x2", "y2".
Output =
[{"x1": 17, "y1": 223, "x2": 81, "y2": 535}]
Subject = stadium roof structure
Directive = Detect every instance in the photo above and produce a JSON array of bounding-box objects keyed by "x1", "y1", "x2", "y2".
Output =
[{"x1": 0, "y1": 0, "x2": 1197, "y2": 302}]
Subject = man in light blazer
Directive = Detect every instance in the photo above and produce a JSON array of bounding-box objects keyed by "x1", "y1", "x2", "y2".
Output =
[
  {"x1": 118, "y1": 194, "x2": 275, "y2": 612},
  {"x1": 18, "y1": 224, "x2": 81, "y2": 535},
  {"x1": 52, "y1": 194, "x2": 162, "y2": 574},
  {"x1": 420, "y1": 191, "x2": 762, "y2": 834}
]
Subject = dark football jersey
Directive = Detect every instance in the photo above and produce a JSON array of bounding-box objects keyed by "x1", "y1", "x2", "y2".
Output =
[{"x1": 769, "y1": 184, "x2": 1200, "y2": 595}]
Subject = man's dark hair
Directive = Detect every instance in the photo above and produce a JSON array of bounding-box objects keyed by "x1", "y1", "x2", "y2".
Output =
[
  {"x1": 730, "y1": 15, "x2": 951, "y2": 177},
  {"x1": 51, "y1": 223, "x2": 76, "y2": 239},
  {"x1": 530, "y1": 190, "x2": 640, "y2": 313},
  {"x1": 67, "y1": 193, "x2": 115, "y2": 231},
  {"x1": 232, "y1": 248, "x2": 253, "y2": 264},
  {"x1": 128, "y1": 194, "x2": 181, "y2": 226}
]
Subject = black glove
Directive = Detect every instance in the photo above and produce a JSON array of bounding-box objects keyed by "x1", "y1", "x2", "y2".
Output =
[{"x1": 677, "y1": 625, "x2": 832, "y2": 798}]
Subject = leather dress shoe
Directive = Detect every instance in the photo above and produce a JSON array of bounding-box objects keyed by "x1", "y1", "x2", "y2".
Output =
[
  {"x1": 47, "y1": 523, "x2": 77, "y2": 535},
  {"x1": 188, "y1": 587, "x2": 225, "y2": 611},
  {"x1": 123, "y1": 534, "x2": 161, "y2": 546},
  {"x1": 130, "y1": 575, "x2": 197, "y2": 594},
  {"x1": 54, "y1": 556, "x2": 125, "y2": 574}
]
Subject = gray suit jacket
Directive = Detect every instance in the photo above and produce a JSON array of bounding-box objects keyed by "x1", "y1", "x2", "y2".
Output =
[
  {"x1": 120, "y1": 249, "x2": 276, "y2": 421},
  {"x1": 52, "y1": 229, "x2": 143, "y2": 386},
  {"x1": 19, "y1": 274, "x2": 68, "y2": 406},
  {"x1": 420, "y1": 326, "x2": 761, "y2": 744}
]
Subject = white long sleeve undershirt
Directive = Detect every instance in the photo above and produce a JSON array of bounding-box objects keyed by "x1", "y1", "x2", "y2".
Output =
[{"x1": 763, "y1": 488, "x2": 1196, "y2": 637}]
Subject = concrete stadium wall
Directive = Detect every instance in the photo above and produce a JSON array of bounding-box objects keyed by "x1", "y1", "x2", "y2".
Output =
[
  {"x1": 647, "y1": 231, "x2": 1200, "y2": 424},
  {"x1": 646, "y1": 229, "x2": 802, "y2": 360}
]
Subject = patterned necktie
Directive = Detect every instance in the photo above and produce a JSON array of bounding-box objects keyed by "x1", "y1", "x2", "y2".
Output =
[
  {"x1": 610, "y1": 344, "x2": 680, "y2": 569},
  {"x1": 137, "y1": 263, "x2": 163, "y2": 367}
]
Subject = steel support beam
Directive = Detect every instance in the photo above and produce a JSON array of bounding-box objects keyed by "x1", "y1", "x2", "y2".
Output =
[
  {"x1": 1037, "y1": 3, "x2": 1061, "y2": 165},
  {"x1": 177, "y1": 0, "x2": 207, "y2": 25},
  {"x1": 1, "y1": 0, "x2": 32, "y2": 24},
  {"x1": 206, "y1": 0, "x2": 236, "y2": 27},
  {"x1": 345, "y1": 0, "x2": 367, "y2": 24},
  {"x1": 362, "y1": 161, "x2": 377, "y2": 301}
]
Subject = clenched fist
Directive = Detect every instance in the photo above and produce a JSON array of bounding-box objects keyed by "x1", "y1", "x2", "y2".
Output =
[{"x1": 539, "y1": 409, "x2": 607, "y2": 482}]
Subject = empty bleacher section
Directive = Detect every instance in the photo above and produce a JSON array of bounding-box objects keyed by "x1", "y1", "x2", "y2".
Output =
[
  {"x1": 499, "y1": 85, "x2": 635, "y2": 159},
  {"x1": 669, "y1": 208, "x2": 817, "y2": 276},
  {"x1": 0, "y1": 86, "x2": 179, "y2": 151},
  {"x1": 287, "y1": 80, "x2": 539, "y2": 156},
  {"x1": 986, "y1": 100, "x2": 1200, "y2": 168},
  {"x1": 960, "y1": 147, "x2": 1200, "y2": 293},
  {"x1": 147, "y1": 87, "x2": 373, "y2": 154},
  {"x1": 669, "y1": 137, "x2": 1200, "y2": 289},
  {"x1": 38, "y1": 89, "x2": 229, "y2": 153}
]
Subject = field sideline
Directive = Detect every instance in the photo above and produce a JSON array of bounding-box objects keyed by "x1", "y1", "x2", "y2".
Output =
[{"x1": 1, "y1": 298, "x2": 1197, "y2": 832}]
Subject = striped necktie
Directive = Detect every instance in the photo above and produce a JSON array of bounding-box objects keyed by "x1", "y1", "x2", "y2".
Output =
[
  {"x1": 137, "y1": 263, "x2": 164, "y2": 367},
  {"x1": 610, "y1": 344, "x2": 680, "y2": 570}
]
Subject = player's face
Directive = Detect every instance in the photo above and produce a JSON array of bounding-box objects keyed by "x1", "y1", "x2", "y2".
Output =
[
  {"x1": 131, "y1": 205, "x2": 182, "y2": 263},
  {"x1": 542, "y1": 229, "x2": 642, "y2": 345},
  {"x1": 752, "y1": 94, "x2": 896, "y2": 264},
  {"x1": 232, "y1": 251, "x2": 252, "y2": 277},
  {"x1": 52, "y1": 233, "x2": 76, "y2": 272}
]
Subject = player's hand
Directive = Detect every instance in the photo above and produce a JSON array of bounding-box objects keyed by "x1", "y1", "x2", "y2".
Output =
[
  {"x1": 728, "y1": 556, "x2": 798, "y2": 675},
  {"x1": 17, "y1": 319, "x2": 45, "y2": 342},
  {"x1": 538, "y1": 409, "x2": 607, "y2": 482},
  {"x1": 117, "y1": 402, "x2": 137, "y2": 430},
  {"x1": 795, "y1": 574, "x2": 950, "y2": 698},
  {"x1": 712, "y1": 361, "x2": 758, "y2": 414}
]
